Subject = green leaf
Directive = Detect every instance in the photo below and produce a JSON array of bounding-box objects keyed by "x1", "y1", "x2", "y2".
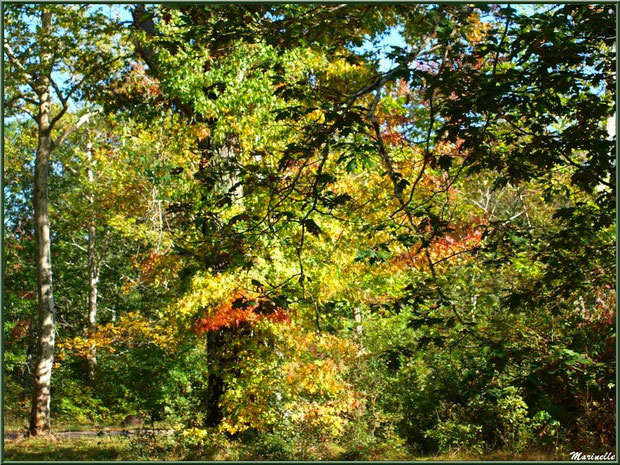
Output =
[
  {"x1": 438, "y1": 155, "x2": 453, "y2": 171},
  {"x1": 332, "y1": 193, "x2": 352, "y2": 205},
  {"x1": 303, "y1": 218, "x2": 321, "y2": 237}
]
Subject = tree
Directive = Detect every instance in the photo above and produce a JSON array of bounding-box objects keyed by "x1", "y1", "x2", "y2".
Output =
[
  {"x1": 3, "y1": 3, "x2": 613, "y2": 456},
  {"x1": 3, "y1": 4, "x2": 124, "y2": 435},
  {"x1": 119, "y1": 3, "x2": 614, "y2": 445}
]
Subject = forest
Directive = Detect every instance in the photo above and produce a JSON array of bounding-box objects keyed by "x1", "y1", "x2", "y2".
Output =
[{"x1": 2, "y1": 2, "x2": 616, "y2": 462}]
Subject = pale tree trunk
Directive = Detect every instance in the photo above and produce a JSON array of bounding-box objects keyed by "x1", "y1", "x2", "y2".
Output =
[
  {"x1": 86, "y1": 143, "x2": 99, "y2": 378},
  {"x1": 219, "y1": 144, "x2": 243, "y2": 201},
  {"x1": 353, "y1": 307, "x2": 363, "y2": 335},
  {"x1": 607, "y1": 114, "x2": 616, "y2": 139},
  {"x1": 29, "y1": 9, "x2": 55, "y2": 437}
]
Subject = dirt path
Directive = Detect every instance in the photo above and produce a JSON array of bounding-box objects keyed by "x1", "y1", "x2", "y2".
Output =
[{"x1": 4, "y1": 429, "x2": 174, "y2": 441}]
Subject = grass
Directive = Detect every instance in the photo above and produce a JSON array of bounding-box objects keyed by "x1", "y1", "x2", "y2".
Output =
[
  {"x1": 4, "y1": 436, "x2": 133, "y2": 461},
  {"x1": 419, "y1": 449, "x2": 568, "y2": 461},
  {"x1": 3, "y1": 435, "x2": 581, "y2": 462},
  {"x1": 3, "y1": 435, "x2": 229, "y2": 461}
]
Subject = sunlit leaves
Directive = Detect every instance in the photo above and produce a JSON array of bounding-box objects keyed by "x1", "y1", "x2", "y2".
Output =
[{"x1": 58, "y1": 312, "x2": 177, "y2": 360}]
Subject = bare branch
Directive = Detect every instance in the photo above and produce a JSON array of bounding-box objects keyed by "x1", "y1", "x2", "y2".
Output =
[
  {"x1": 49, "y1": 75, "x2": 68, "y2": 107},
  {"x1": 49, "y1": 102, "x2": 70, "y2": 131},
  {"x1": 70, "y1": 239, "x2": 88, "y2": 254},
  {"x1": 49, "y1": 56, "x2": 125, "y2": 129},
  {"x1": 5, "y1": 95, "x2": 38, "y2": 122},
  {"x1": 6, "y1": 94, "x2": 39, "y2": 107},
  {"x1": 346, "y1": 33, "x2": 439, "y2": 104},
  {"x1": 5, "y1": 103, "x2": 38, "y2": 122},
  {"x1": 432, "y1": 247, "x2": 480, "y2": 266},
  {"x1": 53, "y1": 110, "x2": 100, "y2": 149},
  {"x1": 66, "y1": 55, "x2": 124, "y2": 101},
  {"x1": 3, "y1": 42, "x2": 37, "y2": 89}
]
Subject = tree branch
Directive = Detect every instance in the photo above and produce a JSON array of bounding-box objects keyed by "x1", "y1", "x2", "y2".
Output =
[
  {"x1": 49, "y1": 75, "x2": 68, "y2": 107},
  {"x1": 3, "y1": 42, "x2": 37, "y2": 89},
  {"x1": 5, "y1": 95, "x2": 39, "y2": 122},
  {"x1": 5, "y1": 103, "x2": 38, "y2": 123},
  {"x1": 53, "y1": 110, "x2": 99, "y2": 149},
  {"x1": 346, "y1": 34, "x2": 439, "y2": 105},
  {"x1": 49, "y1": 56, "x2": 123, "y2": 129}
]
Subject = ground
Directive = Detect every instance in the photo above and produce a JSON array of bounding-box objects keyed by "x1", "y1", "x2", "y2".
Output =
[
  {"x1": 3, "y1": 434, "x2": 575, "y2": 462},
  {"x1": 4, "y1": 437, "x2": 131, "y2": 461}
]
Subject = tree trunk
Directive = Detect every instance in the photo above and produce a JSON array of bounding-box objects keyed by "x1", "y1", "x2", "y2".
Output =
[
  {"x1": 86, "y1": 144, "x2": 99, "y2": 378},
  {"x1": 23, "y1": 321, "x2": 37, "y2": 400},
  {"x1": 219, "y1": 144, "x2": 243, "y2": 201},
  {"x1": 29, "y1": 9, "x2": 55, "y2": 437},
  {"x1": 204, "y1": 330, "x2": 225, "y2": 426},
  {"x1": 353, "y1": 307, "x2": 363, "y2": 335}
]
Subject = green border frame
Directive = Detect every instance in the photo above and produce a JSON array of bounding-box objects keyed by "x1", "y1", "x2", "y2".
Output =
[{"x1": 0, "y1": 1, "x2": 617, "y2": 464}]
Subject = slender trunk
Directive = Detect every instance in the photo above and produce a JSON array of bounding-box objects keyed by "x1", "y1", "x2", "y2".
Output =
[
  {"x1": 87, "y1": 144, "x2": 99, "y2": 378},
  {"x1": 353, "y1": 307, "x2": 363, "y2": 335},
  {"x1": 29, "y1": 9, "x2": 55, "y2": 436}
]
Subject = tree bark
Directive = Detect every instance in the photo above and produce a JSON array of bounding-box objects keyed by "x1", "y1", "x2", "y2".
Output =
[
  {"x1": 29, "y1": 8, "x2": 56, "y2": 437},
  {"x1": 353, "y1": 307, "x2": 363, "y2": 335},
  {"x1": 23, "y1": 321, "x2": 37, "y2": 400},
  {"x1": 86, "y1": 143, "x2": 99, "y2": 378},
  {"x1": 204, "y1": 330, "x2": 225, "y2": 426}
]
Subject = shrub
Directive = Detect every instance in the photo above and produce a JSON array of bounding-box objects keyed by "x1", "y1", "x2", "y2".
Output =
[
  {"x1": 424, "y1": 421, "x2": 484, "y2": 454},
  {"x1": 244, "y1": 433, "x2": 293, "y2": 460},
  {"x1": 531, "y1": 410, "x2": 561, "y2": 447},
  {"x1": 496, "y1": 386, "x2": 531, "y2": 451}
]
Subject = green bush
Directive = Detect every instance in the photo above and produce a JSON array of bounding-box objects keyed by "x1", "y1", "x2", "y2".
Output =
[
  {"x1": 531, "y1": 410, "x2": 561, "y2": 447},
  {"x1": 53, "y1": 379, "x2": 112, "y2": 424},
  {"x1": 245, "y1": 432, "x2": 294, "y2": 460},
  {"x1": 424, "y1": 421, "x2": 484, "y2": 454},
  {"x1": 496, "y1": 387, "x2": 531, "y2": 451}
]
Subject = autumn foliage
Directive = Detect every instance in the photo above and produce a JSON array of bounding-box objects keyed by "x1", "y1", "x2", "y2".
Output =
[
  {"x1": 194, "y1": 292, "x2": 290, "y2": 333},
  {"x1": 3, "y1": 2, "x2": 614, "y2": 460}
]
